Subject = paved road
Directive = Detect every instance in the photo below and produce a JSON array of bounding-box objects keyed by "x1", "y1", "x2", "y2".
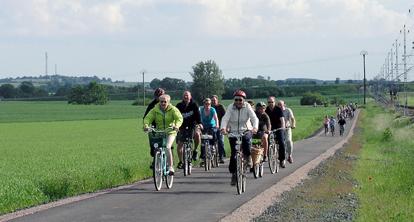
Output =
[{"x1": 10, "y1": 117, "x2": 356, "y2": 222}]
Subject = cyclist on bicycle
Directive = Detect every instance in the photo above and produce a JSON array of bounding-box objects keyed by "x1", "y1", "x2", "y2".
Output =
[
  {"x1": 329, "y1": 116, "x2": 336, "y2": 135},
  {"x1": 143, "y1": 88, "x2": 165, "y2": 164},
  {"x1": 338, "y1": 115, "x2": 346, "y2": 136},
  {"x1": 266, "y1": 96, "x2": 287, "y2": 168},
  {"x1": 143, "y1": 94, "x2": 183, "y2": 175},
  {"x1": 221, "y1": 90, "x2": 258, "y2": 186},
  {"x1": 176, "y1": 91, "x2": 202, "y2": 169},
  {"x1": 278, "y1": 100, "x2": 296, "y2": 164},
  {"x1": 199, "y1": 98, "x2": 220, "y2": 166},
  {"x1": 323, "y1": 115, "x2": 330, "y2": 135},
  {"x1": 211, "y1": 95, "x2": 226, "y2": 163},
  {"x1": 254, "y1": 102, "x2": 271, "y2": 162}
]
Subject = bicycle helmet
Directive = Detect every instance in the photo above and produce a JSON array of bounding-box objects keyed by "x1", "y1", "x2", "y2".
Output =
[
  {"x1": 256, "y1": 101, "x2": 266, "y2": 109},
  {"x1": 154, "y1": 88, "x2": 165, "y2": 97},
  {"x1": 233, "y1": 89, "x2": 246, "y2": 98}
]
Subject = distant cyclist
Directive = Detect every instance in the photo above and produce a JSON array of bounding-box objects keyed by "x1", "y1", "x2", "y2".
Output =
[
  {"x1": 176, "y1": 91, "x2": 202, "y2": 169},
  {"x1": 211, "y1": 95, "x2": 226, "y2": 163},
  {"x1": 199, "y1": 98, "x2": 219, "y2": 166},
  {"x1": 338, "y1": 115, "x2": 346, "y2": 136},
  {"x1": 221, "y1": 90, "x2": 258, "y2": 186},
  {"x1": 329, "y1": 116, "x2": 336, "y2": 136},
  {"x1": 254, "y1": 102, "x2": 271, "y2": 162},
  {"x1": 143, "y1": 94, "x2": 183, "y2": 175},
  {"x1": 323, "y1": 115, "x2": 330, "y2": 136}
]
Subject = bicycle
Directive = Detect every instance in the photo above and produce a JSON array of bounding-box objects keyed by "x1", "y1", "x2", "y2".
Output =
[
  {"x1": 181, "y1": 127, "x2": 193, "y2": 176},
  {"x1": 146, "y1": 127, "x2": 174, "y2": 191},
  {"x1": 201, "y1": 128, "x2": 217, "y2": 171},
  {"x1": 251, "y1": 138, "x2": 264, "y2": 179},
  {"x1": 330, "y1": 124, "x2": 335, "y2": 136},
  {"x1": 339, "y1": 125, "x2": 345, "y2": 136},
  {"x1": 227, "y1": 131, "x2": 251, "y2": 194},
  {"x1": 268, "y1": 128, "x2": 286, "y2": 174}
]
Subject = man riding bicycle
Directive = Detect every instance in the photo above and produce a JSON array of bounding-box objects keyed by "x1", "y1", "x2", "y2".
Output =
[
  {"x1": 265, "y1": 96, "x2": 287, "y2": 168},
  {"x1": 176, "y1": 91, "x2": 202, "y2": 169},
  {"x1": 278, "y1": 100, "x2": 296, "y2": 164},
  {"x1": 221, "y1": 90, "x2": 258, "y2": 186},
  {"x1": 143, "y1": 94, "x2": 183, "y2": 175},
  {"x1": 199, "y1": 98, "x2": 220, "y2": 166},
  {"x1": 211, "y1": 95, "x2": 226, "y2": 164}
]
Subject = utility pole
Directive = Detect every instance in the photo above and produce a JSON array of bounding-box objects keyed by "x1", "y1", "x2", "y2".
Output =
[
  {"x1": 402, "y1": 25, "x2": 409, "y2": 115},
  {"x1": 54, "y1": 64, "x2": 57, "y2": 75},
  {"x1": 360, "y1": 50, "x2": 368, "y2": 105},
  {"x1": 395, "y1": 39, "x2": 399, "y2": 81}
]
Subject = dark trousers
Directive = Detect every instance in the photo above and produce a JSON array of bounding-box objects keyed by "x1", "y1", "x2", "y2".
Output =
[
  {"x1": 275, "y1": 130, "x2": 286, "y2": 161},
  {"x1": 216, "y1": 130, "x2": 226, "y2": 158},
  {"x1": 228, "y1": 131, "x2": 252, "y2": 174}
]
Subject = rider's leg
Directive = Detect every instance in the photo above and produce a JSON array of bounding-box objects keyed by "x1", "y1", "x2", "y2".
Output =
[
  {"x1": 276, "y1": 130, "x2": 286, "y2": 162},
  {"x1": 216, "y1": 130, "x2": 225, "y2": 158},
  {"x1": 261, "y1": 133, "x2": 268, "y2": 158},
  {"x1": 177, "y1": 138, "x2": 184, "y2": 163},
  {"x1": 241, "y1": 131, "x2": 253, "y2": 167},
  {"x1": 285, "y1": 128, "x2": 293, "y2": 157},
  {"x1": 166, "y1": 134, "x2": 176, "y2": 170},
  {"x1": 228, "y1": 137, "x2": 237, "y2": 174},
  {"x1": 194, "y1": 128, "x2": 201, "y2": 154}
]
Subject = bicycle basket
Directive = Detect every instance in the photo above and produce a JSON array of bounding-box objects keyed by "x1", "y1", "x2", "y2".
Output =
[
  {"x1": 149, "y1": 131, "x2": 167, "y2": 148},
  {"x1": 251, "y1": 146, "x2": 263, "y2": 165}
]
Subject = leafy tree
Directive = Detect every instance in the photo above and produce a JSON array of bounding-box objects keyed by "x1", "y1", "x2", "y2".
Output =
[
  {"x1": 160, "y1": 77, "x2": 186, "y2": 91},
  {"x1": 68, "y1": 82, "x2": 108, "y2": 105},
  {"x1": 0, "y1": 84, "x2": 17, "y2": 98},
  {"x1": 19, "y1": 81, "x2": 35, "y2": 97},
  {"x1": 190, "y1": 60, "x2": 225, "y2": 103},
  {"x1": 150, "y1": 78, "x2": 161, "y2": 89}
]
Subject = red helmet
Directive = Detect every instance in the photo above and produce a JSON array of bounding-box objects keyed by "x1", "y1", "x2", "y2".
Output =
[
  {"x1": 233, "y1": 89, "x2": 246, "y2": 98},
  {"x1": 154, "y1": 88, "x2": 165, "y2": 97}
]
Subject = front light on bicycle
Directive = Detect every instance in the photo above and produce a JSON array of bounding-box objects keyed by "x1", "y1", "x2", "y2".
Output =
[{"x1": 154, "y1": 143, "x2": 159, "y2": 148}]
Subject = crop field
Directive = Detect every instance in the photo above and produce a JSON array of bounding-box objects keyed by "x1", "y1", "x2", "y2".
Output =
[{"x1": 0, "y1": 99, "x2": 336, "y2": 214}]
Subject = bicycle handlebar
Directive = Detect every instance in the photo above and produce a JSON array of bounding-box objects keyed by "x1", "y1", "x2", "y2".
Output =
[
  {"x1": 227, "y1": 130, "x2": 251, "y2": 138},
  {"x1": 144, "y1": 126, "x2": 176, "y2": 133}
]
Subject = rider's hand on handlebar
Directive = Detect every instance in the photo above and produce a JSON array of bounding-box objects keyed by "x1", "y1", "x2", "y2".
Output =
[
  {"x1": 143, "y1": 124, "x2": 149, "y2": 132},
  {"x1": 252, "y1": 128, "x2": 258, "y2": 134},
  {"x1": 220, "y1": 128, "x2": 227, "y2": 134}
]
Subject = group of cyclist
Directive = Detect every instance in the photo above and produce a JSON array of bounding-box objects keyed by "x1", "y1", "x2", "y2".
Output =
[
  {"x1": 143, "y1": 88, "x2": 296, "y2": 186},
  {"x1": 323, "y1": 102, "x2": 356, "y2": 136}
]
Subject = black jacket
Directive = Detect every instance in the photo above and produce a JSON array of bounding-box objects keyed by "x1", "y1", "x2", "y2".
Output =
[{"x1": 176, "y1": 99, "x2": 201, "y2": 129}]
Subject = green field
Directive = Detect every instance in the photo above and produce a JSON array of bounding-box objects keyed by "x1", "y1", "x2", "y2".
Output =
[
  {"x1": 354, "y1": 104, "x2": 414, "y2": 221},
  {"x1": 0, "y1": 99, "x2": 336, "y2": 215}
]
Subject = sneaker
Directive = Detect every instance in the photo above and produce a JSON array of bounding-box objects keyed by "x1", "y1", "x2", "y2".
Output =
[
  {"x1": 200, "y1": 161, "x2": 205, "y2": 167},
  {"x1": 262, "y1": 156, "x2": 267, "y2": 162},
  {"x1": 280, "y1": 160, "x2": 286, "y2": 168},
  {"x1": 177, "y1": 161, "x2": 183, "y2": 169},
  {"x1": 192, "y1": 150, "x2": 198, "y2": 161},
  {"x1": 168, "y1": 167, "x2": 175, "y2": 175},
  {"x1": 230, "y1": 174, "x2": 237, "y2": 186},
  {"x1": 219, "y1": 158, "x2": 225, "y2": 164},
  {"x1": 287, "y1": 156, "x2": 293, "y2": 164}
]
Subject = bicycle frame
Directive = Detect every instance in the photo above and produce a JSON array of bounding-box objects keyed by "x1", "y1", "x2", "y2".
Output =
[{"x1": 228, "y1": 131, "x2": 250, "y2": 194}]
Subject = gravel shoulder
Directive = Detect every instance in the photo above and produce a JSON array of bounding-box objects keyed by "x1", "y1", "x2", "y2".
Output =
[{"x1": 254, "y1": 128, "x2": 361, "y2": 222}]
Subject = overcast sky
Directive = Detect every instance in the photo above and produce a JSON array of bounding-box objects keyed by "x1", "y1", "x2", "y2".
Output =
[{"x1": 0, "y1": 0, "x2": 413, "y2": 82}]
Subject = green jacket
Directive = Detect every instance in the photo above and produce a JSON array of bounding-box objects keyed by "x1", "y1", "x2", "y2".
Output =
[{"x1": 143, "y1": 103, "x2": 183, "y2": 135}]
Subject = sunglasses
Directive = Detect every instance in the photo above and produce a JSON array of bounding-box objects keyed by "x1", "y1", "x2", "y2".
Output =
[
  {"x1": 267, "y1": 101, "x2": 274, "y2": 103},
  {"x1": 204, "y1": 103, "x2": 211, "y2": 105},
  {"x1": 234, "y1": 98, "x2": 243, "y2": 102},
  {"x1": 160, "y1": 101, "x2": 167, "y2": 103}
]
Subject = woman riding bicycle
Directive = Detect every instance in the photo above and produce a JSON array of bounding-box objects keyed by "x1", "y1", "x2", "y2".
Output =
[
  {"x1": 254, "y1": 102, "x2": 271, "y2": 162},
  {"x1": 220, "y1": 90, "x2": 258, "y2": 186},
  {"x1": 199, "y1": 98, "x2": 220, "y2": 166},
  {"x1": 143, "y1": 94, "x2": 183, "y2": 175}
]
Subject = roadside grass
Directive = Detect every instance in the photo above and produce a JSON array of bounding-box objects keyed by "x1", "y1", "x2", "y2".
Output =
[
  {"x1": 0, "y1": 99, "x2": 336, "y2": 215},
  {"x1": 354, "y1": 104, "x2": 414, "y2": 221}
]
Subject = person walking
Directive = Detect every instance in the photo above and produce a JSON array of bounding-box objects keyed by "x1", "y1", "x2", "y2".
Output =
[
  {"x1": 278, "y1": 100, "x2": 296, "y2": 164},
  {"x1": 211, "y1": 95, "x2": 226, "y2": 163}
]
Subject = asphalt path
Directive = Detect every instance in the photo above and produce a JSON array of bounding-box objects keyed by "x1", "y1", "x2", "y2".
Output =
[{"x1": 10, "y1": 117, "x2": 356, "y2": 222}]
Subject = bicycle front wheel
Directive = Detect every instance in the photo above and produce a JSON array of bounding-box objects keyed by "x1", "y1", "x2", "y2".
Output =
[
  {"x1": 153, "y1": 151, "x2": 163, "y2": 191},
  {"x1": 268, "y1": 144, "x2": 278, "y2": 174},
  {"x1": 236, "y1": 153, "x2": 244, "y2": 194},
  {"x1": 165, "y1": 174, "x2": 174, "y2": 189},
  {"x1": 183, "y1": 143, "x2": 189, "y2": 176}
]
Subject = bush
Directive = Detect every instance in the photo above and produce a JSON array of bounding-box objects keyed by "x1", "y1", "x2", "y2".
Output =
[
  {"x1": 300, "y1": 92, "x2": 325, "y2": 105},
  {"x1": 382, "y1": 127, "x2": 393, "y2": 142}
]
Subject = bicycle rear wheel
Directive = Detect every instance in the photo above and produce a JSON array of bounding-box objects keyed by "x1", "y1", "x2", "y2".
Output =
[
  {"x1": 183, "y1": 144, "x2": 189, "y2": 176},
  {"x1": 153, "y1": 151, "x2": 163, "y2": 191},
  {"x1": 204, "y1": 142, "x2": 211, "y2": 171},
  {"x1": 236, "y1": 153, "x2": 244, "y2": 195}
]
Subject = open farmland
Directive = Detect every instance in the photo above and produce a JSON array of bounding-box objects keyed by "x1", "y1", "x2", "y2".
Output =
[{"x1": 0, "y1": 99, "x2": 336, "y2": 214}]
